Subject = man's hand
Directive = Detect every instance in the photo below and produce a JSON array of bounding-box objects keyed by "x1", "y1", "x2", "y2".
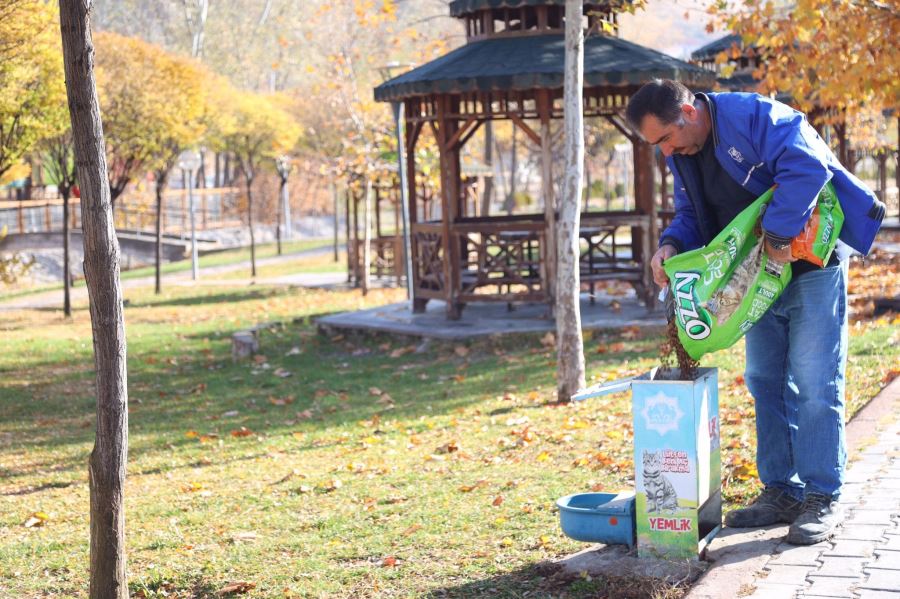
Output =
[
  {"x1": 651, "y1": 244, "x2": 678, "y2": 288},
  {"x1": 764, "y1": 239, "x2": 797, "y2": 263}
]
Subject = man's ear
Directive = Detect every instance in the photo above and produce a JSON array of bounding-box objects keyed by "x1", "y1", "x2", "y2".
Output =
[{"x1": 681, "y1": 102, "x2": 697, "y2": 121}]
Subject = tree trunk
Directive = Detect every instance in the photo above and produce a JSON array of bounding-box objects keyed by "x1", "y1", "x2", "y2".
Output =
[
  {"x1": 481, "y1": 121, "x2": 493, "y2": 217},
  {"x1": 276, "y1": 177, "x2": 284, "y2": 256},
  {"x1": 333, "y1": 183, "x2": 340, "y2": 262},
  {"x1": 556, "y1": 0, "x2": 586, "y2": 402},
  {"x1": 246, "y1": 176, "x2": 256, "y2": 277},
  {"x1": 362, "y1": 177, "x2": 372, "y2": 296},
  {"x1": 507, "y1": 127, "x2": 517, "y2": 215},
  {"x1": 154, "y1": 175, "x2": 166, "y2": 294},
  {"x1": 58, "y1": 2, "x2": 129, "y2": 596},
  {"x1": 62, "y1": 189, "x2": 71, "y2": 317}
]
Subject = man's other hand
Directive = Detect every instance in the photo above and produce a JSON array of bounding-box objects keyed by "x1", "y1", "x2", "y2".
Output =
[
  {"x1": 764, "y1": 239, "x2": 797, "y2": 263},
  {"x1": 651, "y1": 244, "x2": 678, "y2": 287}
]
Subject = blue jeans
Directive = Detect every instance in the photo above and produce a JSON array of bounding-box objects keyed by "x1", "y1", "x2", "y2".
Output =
[{"x1": 744, "y1": 261, "x2": 849, "y2": 500}]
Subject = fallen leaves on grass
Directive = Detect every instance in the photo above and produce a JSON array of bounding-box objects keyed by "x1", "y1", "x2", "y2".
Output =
[
  {"x1": 459, "y1": 480, "x2": 489, "y2": 493},
  {"x1": 230, "y1": 427, "x2": 254, "y2": 438},
  {"x1": 23, "y1": 512, "x2": 49, "y2": 528},
  {"x1": 379, "y1": 556, "x2": 398, "y2": 567},
  {"x1": 216, "y1": 581, "x2": 256, "y2": 595}
]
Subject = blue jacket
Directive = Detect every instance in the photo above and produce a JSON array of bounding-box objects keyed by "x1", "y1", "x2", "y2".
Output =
[{"x1": 660, "y1": 92, "x2": 886, "y2": 255}]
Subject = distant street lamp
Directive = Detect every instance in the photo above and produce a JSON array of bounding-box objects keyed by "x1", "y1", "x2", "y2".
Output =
[
  {"x1": 177, "y1": 149, "x2": 202, "y2": 280},
  {"x1": 275, "y1": 155, "x2": 292, "y2": 255}
]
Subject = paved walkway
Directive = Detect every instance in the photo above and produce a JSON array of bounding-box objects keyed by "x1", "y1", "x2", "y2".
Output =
[{"x1": 687, "y1": 377, "x2": 900, "y2": 599}]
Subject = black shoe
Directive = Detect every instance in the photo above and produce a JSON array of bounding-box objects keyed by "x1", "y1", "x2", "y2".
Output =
[
  {"x1": 786, "y1": 492, "x2": 843, "y2": 545},
  {"x1": 724, "y1": 487, "x2": 803, "y2": 528}
]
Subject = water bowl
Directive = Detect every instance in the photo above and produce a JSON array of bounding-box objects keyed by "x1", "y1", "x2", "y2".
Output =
[{"x1": 556, "y1": 491, "x2": 636, "y2": 546}]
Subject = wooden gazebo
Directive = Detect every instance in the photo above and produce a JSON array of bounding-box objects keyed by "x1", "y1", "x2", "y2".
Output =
[{"x1": 375, "y1": 0, "x2": 714, "y2": 319}]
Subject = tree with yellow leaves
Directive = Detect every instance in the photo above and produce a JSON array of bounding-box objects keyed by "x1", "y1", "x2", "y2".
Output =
[
  {"x1": 0, "y1": 0, "x2": 67, "y2": 181},
  {"x1": 144, "y1": 53, "x2": 213, "y2": 294},
  {"x1": 220, "y1": 90, "x2": 300, "y2": 277},
  {"x1": 707, "y1": 0, "x2": 899, "y2": 135}
]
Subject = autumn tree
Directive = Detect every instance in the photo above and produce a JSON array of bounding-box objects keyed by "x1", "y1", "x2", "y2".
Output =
[
  {"x1": 707, "y1": 0, "x2": 900, "y2": 143},
  {"x1": 93, "y1": 31, "x2": 190, "y2": 206},
  {"x1": 58, "y1": 1, "x2": 130, "y2": 596},
  {"x1": 222, "y1": 90, "x2": 300, "y2": 277},
  {"x1": 556, "y1": 0, "x2": 587, "y2": 402},
  {"x1": 143, "y1": 52, "x2": 210, "y2": 294},
  {"x1": 0, "y1": 0, "x2": 67, "y2": 180}
]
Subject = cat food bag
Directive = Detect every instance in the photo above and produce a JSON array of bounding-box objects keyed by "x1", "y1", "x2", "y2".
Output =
[
  {"x1": 663, "y1": 183, "x2": 843, "y2": 360},
  {"x1": 790, "y1": 183, "x2": 844, "y2": 267}
]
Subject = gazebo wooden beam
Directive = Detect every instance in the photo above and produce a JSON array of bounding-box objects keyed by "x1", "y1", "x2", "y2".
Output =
[
  {"x1": 509, "y1": 113, "x2": 542, "y2": 146},
  {"x1": 444, "y1": 117, "x2": 479, "y2": 151}
]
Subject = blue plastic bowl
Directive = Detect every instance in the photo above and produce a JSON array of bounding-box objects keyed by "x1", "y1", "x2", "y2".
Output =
[{"x1": 556, "y1": 491, "x2": 636, "y2": 546}]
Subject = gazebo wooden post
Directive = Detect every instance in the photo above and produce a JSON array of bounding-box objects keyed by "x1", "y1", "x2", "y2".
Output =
[
  {"x1": 407, "y1": 118, "x2": 427, "y2": 313},
  {"x1": 437, "y1": 95, "x2": 463, "y2": 319},
  {"x1": 538, "y1": 89, "x2": 556, "y2": 307},
  {"x1": 632, "y1": 138, "x2": 656, "y2": 305}
]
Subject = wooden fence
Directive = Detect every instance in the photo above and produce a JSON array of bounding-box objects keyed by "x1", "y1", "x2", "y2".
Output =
[{"x1": 0, "y1": 187, "x2": 242, "y2": 235}]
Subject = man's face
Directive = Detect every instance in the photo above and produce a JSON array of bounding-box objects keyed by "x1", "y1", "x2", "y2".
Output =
[{"x1": 639, "y1": 104, "x2": 707, "y2": 157}]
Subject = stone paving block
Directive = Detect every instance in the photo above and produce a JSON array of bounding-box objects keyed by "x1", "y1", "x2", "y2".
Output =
[
  {"x1": 857, "y1": 591, "x2": 900, "y2": 599},
  {"x1": 760, "y1": 565, "x2": 815, "y2": 585},
  {"x1": 855, "y1": 497, "x2": 900, "y2": 511},
  {"x1": 876, "y1": 478, "x2": 900, "y2": 489},
  {"x1": 869, "y1": 550, "x2": 900, "y2": 570},
  {"x1": 835, "y1": 524, "x2": 890, "y2": 541},
  {"x1": 860, "y1": 569, "x2": 900, "y2": 592},
  {"x1": 858, "y1": 443, "x2": 896, "y2": 456},
  {"x1": 823, "y1": 539, "x2": 877, "y2": 557},
  {"x1": 845, "y1": 510, "x2": 898, "y2": 526},
  {"x1": 804, "y1": 575, "x2": 859, "y2": 597},
  {"x1": 813, "y1": 556, "x2": 867, "y2": 578},
  {"x1": 770, "y1": 544, "x2": 828, "y2": 566},
  {"x1": 746, "y1": 582, "x2": 801, "y2": 599},
  {"x1": 880, "y1": 535, "x2": 900, "y2": 551}
]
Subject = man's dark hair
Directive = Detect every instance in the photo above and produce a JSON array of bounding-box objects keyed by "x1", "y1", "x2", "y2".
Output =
[{"x1": 625, "y1": 79, "x2": 694, "y2": 129}]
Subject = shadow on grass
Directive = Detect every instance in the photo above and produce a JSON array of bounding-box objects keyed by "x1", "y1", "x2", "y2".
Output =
[
  {"x1": 424, "y1": 560, "x2": 687, "y2": 599},
  {"x1": 125, "y1": 288, "x2": 280, "y2": 309}
]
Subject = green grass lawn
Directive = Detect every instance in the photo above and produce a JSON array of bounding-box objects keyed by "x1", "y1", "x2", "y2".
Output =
[{"x1": 0, "y1": 259, "x2": 896, "y2": 598}]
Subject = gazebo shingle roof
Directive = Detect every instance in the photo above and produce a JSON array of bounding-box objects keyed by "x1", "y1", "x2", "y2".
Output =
[
  {"x1": 374, "y1": 33, "x2": 715, "y2": 102},
  {"x1": 691, "y1": 34, "x2": 742, "y2": 62},
  {"x1": 449, "y1": 0, "x2": 614, "y2": 17}
]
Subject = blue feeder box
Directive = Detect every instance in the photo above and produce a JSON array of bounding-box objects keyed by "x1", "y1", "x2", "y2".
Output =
[{"x1": 557, "y1": 491, "x2": 636, "y2": 546}]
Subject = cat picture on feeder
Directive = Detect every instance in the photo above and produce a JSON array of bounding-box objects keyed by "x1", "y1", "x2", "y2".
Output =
[{"x1": 642, "y1": 450, "x2": 680, "y2": 513}]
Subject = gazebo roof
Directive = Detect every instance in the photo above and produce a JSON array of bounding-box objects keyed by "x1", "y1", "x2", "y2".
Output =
[
  {"x1": 374, "y1": 33, "x2": 715, "y2": 102},
  {"x1": 691, "y1": 34, "x2": 742, "y2": 62},
  {"x1": 449, "y1": 0, "x2": 614, "y2": 17}
]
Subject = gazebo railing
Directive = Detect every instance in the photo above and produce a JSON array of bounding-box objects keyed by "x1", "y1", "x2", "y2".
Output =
[
  {"x1": 411, "y1": 222, "x2": 446, "y2": 299},
  {"x1": 410, "y1": 212, "x2": 654, "y2": 311},
  {"x1": 455, "y1": 217, "x2": 546, "y2": 303}
]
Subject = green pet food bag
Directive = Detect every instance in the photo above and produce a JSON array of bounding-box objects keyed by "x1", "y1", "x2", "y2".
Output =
[{"x1": 663, "y1": 183, "x2": 844, "y2": 360}]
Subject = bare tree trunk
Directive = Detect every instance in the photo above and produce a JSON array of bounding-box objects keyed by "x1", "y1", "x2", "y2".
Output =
[
  {"x1": 246, "y1": 175, "x2": 256, "y2": 277},
  {"x1": 58, "y1": 1, "x2": 129, "y2": 596},
  {"x1": 62, "y1": 189, "x2": 71, "y2": 317},
  {"x1": 332, "y1": 183, "x2": 340, "y2": 262},
  {"x1": 556, "y1": 0, "x2": 586, "y2": 402},
  {"x1": 154, "y1": 176, "x2": 166, "y2": 294},
  {"x1": 481, "y1": 121, "x2": 493, "y2": 216},
  {"x1": 362, "y1": 177, "x2": 372, "y2": 296},
  {"x1": 507, "y1": 126, "x2": 517, "y2": 215}
]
